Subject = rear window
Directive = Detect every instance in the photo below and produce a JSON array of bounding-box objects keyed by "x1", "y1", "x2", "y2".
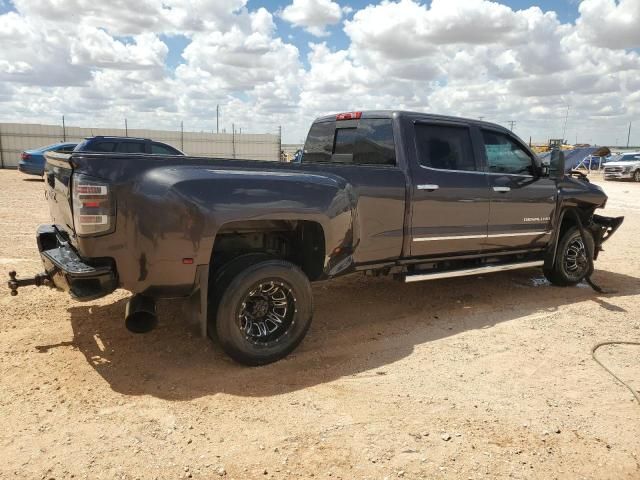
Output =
[
  {"x1": 74, "y1": 140, "x2": 90, "y2": 152},
  {"x1": 303, "y1": 121, "x2": 334, "y2": 163},
  {"x1": 303, "y1": 118, "x2": 395, "y2": 166},
  {"x1": 151, "y1": 143, "x2": 179, "y2": 155}
]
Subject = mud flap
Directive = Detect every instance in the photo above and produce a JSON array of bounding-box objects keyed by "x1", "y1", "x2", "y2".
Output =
[{"x1": 188, "y1": 264, "x2": 209, "y2": 337}]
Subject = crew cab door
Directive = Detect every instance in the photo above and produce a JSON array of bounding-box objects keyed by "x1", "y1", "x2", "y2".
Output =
[
  {"x1": 408, "y1": 120, "x2": 491, "y2": 256},
  {"x1": 480, "y1": 129, "x2": 556, "y2": 251},
  {"x1": 302, "y1": 117, "x2": 406, "y2": 264}
]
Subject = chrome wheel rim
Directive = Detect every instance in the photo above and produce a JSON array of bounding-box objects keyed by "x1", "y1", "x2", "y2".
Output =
[
  {"x1": 564, "y1": 237, "x2": 587, "y2": 276},
  {"x1": 238, "y1": 281, "x2": 296, "y2": 344}
]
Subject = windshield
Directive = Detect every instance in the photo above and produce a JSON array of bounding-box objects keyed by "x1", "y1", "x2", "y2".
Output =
[{"x1": 610, "y1": 154, "x2": 640, "y2": 162}]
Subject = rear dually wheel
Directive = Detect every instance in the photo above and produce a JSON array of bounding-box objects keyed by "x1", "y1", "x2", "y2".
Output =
[{"x1": 213, "y1": 258, "x2": 313, "y2": 366}]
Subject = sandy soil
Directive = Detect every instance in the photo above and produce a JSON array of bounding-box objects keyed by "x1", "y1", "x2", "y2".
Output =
[{"x1": 0, "y1": 169, "x2": 639, "y2": 480}]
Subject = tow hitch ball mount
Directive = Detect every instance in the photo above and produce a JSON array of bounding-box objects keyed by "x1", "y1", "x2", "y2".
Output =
[{"x1": 7, "y1": 271, "x2": 52, "y2": 296}]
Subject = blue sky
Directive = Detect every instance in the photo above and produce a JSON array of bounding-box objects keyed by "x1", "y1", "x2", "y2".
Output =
[
  {"x1": 159, "y1": 0, "x2": 584, "y2": 72},
  {"x1": 0, "y1": 0, "x2": 583, "y2": 72},
  {"x1": 1, "y1": 0, "x2": 638, "y2": 145}
]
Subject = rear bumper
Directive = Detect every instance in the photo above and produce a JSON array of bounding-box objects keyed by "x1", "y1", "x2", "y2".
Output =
[
  {"x1": 37, "y1": 225, "x2": 117, "y2": 300},
  {"x1": 18, "y1": 161, "x2": 44, "y2": 176}
]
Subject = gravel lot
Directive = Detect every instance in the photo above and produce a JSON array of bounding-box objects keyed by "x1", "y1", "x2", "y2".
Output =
[{"x1": 1, "y1": 169, "x2": 639, "y2": 480}]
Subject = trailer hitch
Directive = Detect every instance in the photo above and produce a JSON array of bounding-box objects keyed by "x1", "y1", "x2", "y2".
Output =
[{"x1": 7, "y1": 271, "x2": 52, "y2": 296}]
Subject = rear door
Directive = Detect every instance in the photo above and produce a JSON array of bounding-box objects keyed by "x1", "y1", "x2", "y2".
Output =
[
  {"x1": 302, "y1": 117, "x2": 406, "y2": 263},
  {"x1": 408, "y1": 120, "x2": 490, "y2": 256},
  {"x1": 481, "y1": 129, "x2": 556, "y2": 251}
]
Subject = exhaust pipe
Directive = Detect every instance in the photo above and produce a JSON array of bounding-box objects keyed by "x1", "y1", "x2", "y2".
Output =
[{"x1": 125, "y1": 294, "x2": 157, "y2": 333}]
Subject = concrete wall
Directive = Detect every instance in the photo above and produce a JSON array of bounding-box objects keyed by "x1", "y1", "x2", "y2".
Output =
[{"x1": 0, "y1": 122, "x2": 281, "y2": 168}]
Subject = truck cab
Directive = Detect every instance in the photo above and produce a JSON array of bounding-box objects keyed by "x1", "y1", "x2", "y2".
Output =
[{"x1": 303, "y1": 111, "x2": 557, "y2": 262}]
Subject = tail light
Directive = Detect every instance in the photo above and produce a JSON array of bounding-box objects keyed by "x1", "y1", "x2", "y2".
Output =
[
  {"x1": 72, "y1": 173, "x2": 115, "y2": 235},
  {"x1": 21, "y1": 152, "x2": 31, "y2": 160}
]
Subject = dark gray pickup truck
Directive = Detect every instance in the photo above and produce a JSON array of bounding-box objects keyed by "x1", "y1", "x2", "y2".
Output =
[{"x1": 8, "y1": 111, "x2": 623, "y2": 365}]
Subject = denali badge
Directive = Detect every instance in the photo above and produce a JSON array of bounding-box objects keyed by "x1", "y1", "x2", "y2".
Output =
[{"x1": 523, "y1": 216, "x2": 550, "y2": 222}]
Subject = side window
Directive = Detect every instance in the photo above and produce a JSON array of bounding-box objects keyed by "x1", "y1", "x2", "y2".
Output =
[
  {"x1": 482, "y1": 130, "x2": 534, "y2": 175},
  {"x1": 414, "y1": 124, "x2": 476, "y2": 171},
  {"x1": 303, "y1": 121, "x2": 334, "y2": 163},
  {"x1": 151, "y1": 143, "x2": 178, "y2": 155},
  {"x1": 91, "y1": 142, "x2": 116, "y2": 152},
  {"x1": 116, "y1": 142, "x2": 146, "y2": 153}
]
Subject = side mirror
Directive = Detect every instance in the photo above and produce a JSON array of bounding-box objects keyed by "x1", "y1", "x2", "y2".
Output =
[
  {"x1": 549, "y1": 148, "x2": 565, "y2": 179},
  {"x1": 538, "y1": 163, "x2": 550, "y2": 177}
]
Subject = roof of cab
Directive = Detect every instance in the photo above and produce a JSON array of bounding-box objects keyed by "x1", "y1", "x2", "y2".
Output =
[{"x1": 312, "y1": 110, "x2": 511, "y2": 133}]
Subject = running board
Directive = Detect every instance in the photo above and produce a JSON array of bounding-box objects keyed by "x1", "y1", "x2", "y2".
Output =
[{"x1": 404, "y1": 260, "x2": 544, "y2": 283}]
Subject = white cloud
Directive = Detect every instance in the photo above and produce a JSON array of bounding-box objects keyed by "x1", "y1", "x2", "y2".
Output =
[
  {"x1": 577, "y1": 0, "x2": 640, "y2": 49},
  {"x1": 70, "y1": 30, "x2": 168, "y2": 70},
  {"x1": 0, "y1": 0, "x2": 639, "y2": 145},
  {"x1": 281, "y1": 0, "x2": 343, "y2": 37}
]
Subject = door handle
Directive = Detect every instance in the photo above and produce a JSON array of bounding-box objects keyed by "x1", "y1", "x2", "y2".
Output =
[
  {"x1": 417, "y1": 184, "x2": 439, "y2": 191},
  {"x1": 493, "y1": 186, "x2": 511, "y2": 193}
]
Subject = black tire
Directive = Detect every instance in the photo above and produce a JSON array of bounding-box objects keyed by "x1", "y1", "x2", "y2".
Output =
[
  {"x1": 544, "y1": 226, "x2": 594, "y2": 286},
  {"x1": 214, "y1": 259, "x2": 313, "y2": 366},
  {"x1": 634, "y1": 170, "x2": 640, "y2": 183},
  {"x1": 208, "y1": 253, "x2": 274, "y2": 329}
]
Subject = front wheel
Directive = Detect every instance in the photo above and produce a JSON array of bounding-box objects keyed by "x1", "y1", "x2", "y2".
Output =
[
  {"x1": 214, "y1": 259, "x2": 313, "y2": 366},
  {"x1": 633, "y1": 170, "x2": 640, "y2": 182},
  {"x1": 544, "y1": 226, "x2": 594, "y2": 286}
]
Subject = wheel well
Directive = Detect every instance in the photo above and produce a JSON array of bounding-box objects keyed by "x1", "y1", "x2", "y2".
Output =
[
  {"x1": 557, "y1": 207, "x2": 594, "y2": 242},
  {"x1": 210, "y1": 220, "x2": 325, "y2": 281}
]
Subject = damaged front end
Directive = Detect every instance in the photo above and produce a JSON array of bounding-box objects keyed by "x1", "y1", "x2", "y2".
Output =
[{"x1": 589, "y1": 214, "x2": 624, "y2": 260}]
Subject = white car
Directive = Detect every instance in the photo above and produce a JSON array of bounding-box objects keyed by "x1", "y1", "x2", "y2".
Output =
[{"x1": 603, "y1": 152, "x2": 640, "y2": 182}]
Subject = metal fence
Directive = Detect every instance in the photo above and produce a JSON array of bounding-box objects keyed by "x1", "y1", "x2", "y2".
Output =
[{"x1": 0, "y1": 122, "x2": 281, "y2": 168}]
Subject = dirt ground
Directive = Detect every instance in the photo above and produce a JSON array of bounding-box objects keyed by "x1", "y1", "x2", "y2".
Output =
[{"x1": 1, "y1": 169, "x2": 639, "y2": 480}]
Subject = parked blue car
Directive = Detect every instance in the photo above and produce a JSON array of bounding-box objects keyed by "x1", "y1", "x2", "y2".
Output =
[{"x1": 18, "y1": 142, "x2": 77, "y2": 176}]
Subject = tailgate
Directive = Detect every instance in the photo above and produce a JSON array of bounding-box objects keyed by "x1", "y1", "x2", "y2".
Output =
[{"x1": 43, "y1": 151, "x2": 75, "y2": 237}]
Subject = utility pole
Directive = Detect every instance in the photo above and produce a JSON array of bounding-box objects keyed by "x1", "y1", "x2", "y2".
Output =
[
  {"x1": 506, "y1": 120, "x2": 516, "y2": 131},
  {"x1": 216, "y1": 105, "x2": 219, "y2": 134},
  {"x1": 62, "y1": 115, "x2": 66, "y2": 141},
  {"x1": 562, "y1": 104, "x2": 570, "y2": 143},
  {"x1": 627, "y1": 122, "x2": 632, "y2": 148},
  {"x1": 479, "y1": 116, "x2": 485, "y2": 121},
  {"x1": 181, "y1": 121, "x2": 184, "y2": 151},
  {"x1": 232, "y1": 123, "x2": 236, "y2": 159},
  {"x1": 124, "y1": 118, "x2": 128, "y2": 137},
  {"x1": 278, "y1": 126, "x2": 282, "y2": 162}
]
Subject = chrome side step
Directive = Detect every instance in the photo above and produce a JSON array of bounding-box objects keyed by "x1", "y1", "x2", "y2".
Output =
[{"x1": 404, "y1": 260, "x2": 544, "y2": 283}]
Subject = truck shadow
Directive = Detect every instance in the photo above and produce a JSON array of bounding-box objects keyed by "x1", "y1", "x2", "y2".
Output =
[{"x1": 60, "y1": 268, "x2": 640, "y2": 400}]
